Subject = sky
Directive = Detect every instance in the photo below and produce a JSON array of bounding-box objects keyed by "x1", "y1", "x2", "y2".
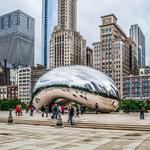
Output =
[{"x1": 0, "y1": 0, "x2": 149, "y2": 65}]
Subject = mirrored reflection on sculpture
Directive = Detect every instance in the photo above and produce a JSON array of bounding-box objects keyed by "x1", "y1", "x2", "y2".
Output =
[{"x1": 32, "y1": 65, "x2": 120, "y2": 112}]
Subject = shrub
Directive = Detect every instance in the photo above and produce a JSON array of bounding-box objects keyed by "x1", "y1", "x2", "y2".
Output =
[
  {"x1": 118, "y1": 99, "x2": 149, "y2": 112},
  {"x1": 0, "y1": 99, "x2": 22, "y2": 111}
]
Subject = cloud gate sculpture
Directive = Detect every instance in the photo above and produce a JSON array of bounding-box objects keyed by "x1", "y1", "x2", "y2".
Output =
[{"x1": 32, "y1": 65, "x2": 120, "y2": 113}]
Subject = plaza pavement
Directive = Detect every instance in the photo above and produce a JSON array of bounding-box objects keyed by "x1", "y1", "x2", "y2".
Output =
[
  {"x1": 0, "y1": 123, "x2": 150, "y2": 150},
  {"x1": 1, "y1": 110, "x2": 150, "y2": 125},
  {"x1": 0, "y1": 111, "x2": 150, "y2": 149}
]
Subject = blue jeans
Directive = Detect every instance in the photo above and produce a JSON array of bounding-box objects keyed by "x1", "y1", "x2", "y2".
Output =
[
  {"x1": 140, "y1": 112, "x2": 144, "y2": 119},
  {"x1": 69, "y1": 115, "x2": 74, "y2": 125}
]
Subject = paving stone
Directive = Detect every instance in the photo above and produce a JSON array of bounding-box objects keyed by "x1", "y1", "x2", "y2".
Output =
[
  {"x1": 136, "y1": 141, "x2": 150, "y2": 150},
  {"x1": 0, "y1": 111, "x2": 150, "y2": 150}
]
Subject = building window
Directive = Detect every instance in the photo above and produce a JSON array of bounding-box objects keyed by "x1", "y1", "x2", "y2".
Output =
[
  {"x1": 1, "y1": 17, "x2": 4, "y2": 29},
  {"x1": 27, "y1": 17, "x2": 29, "y2": 29},
  {"x1": 17, "y1": 12, "x2": 20, "y2": 25},
  {"x1": 8, "y1": 15, "x2": 11, "y2": 28}
]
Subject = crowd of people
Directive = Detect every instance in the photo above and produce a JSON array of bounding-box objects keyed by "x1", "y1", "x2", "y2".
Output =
[
  {"x1": 15, "y1": 102, "x2": 146, "y2": 125},
  {"x1": 15, "y1": 104, "x2": 35, "y2": 117},
  {"x1": 15, "y1": 102, "x2": 98, "y2": 121},
  {"x1": 15, "y1": 103, "x2": 88, "y2": 125},
  {"x1": 39, "y1": 104, "x2": 83, "y2": 125}
]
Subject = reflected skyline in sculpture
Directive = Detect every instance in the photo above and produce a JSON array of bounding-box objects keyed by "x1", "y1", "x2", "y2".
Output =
[{"x1": 32, "y1": 65, "x2": 120, "y2": 112}]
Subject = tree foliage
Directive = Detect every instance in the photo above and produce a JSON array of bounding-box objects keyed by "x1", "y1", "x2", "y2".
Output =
[
  {"x1": 118, "y1": 99, "x2": 150, "y2": 112},
  {"x1": 0, "y1": 99, "x2": 26, "y2": 111}
]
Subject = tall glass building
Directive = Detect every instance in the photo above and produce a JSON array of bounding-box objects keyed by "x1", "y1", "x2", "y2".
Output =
[
  {"x1": 0, "y1": 10, "x2": 35, "y2": 67},
  {"x1": 41, "y1": 0, "x2": 57, "y2": 68},
  {"x1": 130, "y1": 24, "x2": 145, "y2": 68}
]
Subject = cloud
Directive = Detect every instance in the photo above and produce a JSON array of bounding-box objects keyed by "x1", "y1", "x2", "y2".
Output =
[{"x1": 0, "y1": 0, "x2": 149, "y2": 65}]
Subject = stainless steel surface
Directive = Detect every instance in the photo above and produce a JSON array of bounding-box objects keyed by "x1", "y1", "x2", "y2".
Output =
[{"x1": 32, "y1": 65, "x2": 120, "y2": 112}]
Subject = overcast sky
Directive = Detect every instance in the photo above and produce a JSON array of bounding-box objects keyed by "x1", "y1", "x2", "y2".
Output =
[{"x1": 0, "y1": 0, "x2": 149, "y2": 65}]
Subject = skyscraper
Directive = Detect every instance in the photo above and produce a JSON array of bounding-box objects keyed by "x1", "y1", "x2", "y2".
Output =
[
  {"x1": 100, "y1": 14, "x2": 131, "y2": 97},
  {"x1": 41, "y1": 0, "x2": 57, "y2": 68},
  {"x1": 130, "y1": 24, "x2": 145, "y2": 68},
  {"x1": 92, "y1": 42, "x2": 101, "y2": 70},
  {"x1": 58, "y1": 0, "x2": 77, "y2": 31},
  {"x1": 100, "y1": 14, "x2": 139, "y2": 97},
  {"x1": 0, "y1": 10, "x2": 35, "y2": 67},
  {"x1": 49, "y1": 0, "x2": 86, "y2": 69},
  {"x1": 86, "y1": 47, "x2": 93, "y2": 67}
]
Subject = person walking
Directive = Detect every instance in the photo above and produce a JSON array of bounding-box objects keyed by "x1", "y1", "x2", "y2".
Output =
[
  {"x1": 51, "y1": 104, "x2": 55, "y2": 119},
  {"x1": 41, "y1": 105, "x2": 45, "y2": 117},
  {"x1": 83, "y1": 106, "x2": 86, "y2": 114},
  {"x1": 75, "y1": 105, "x2": 79, "y2": 118},
  {"x1": 55, "y1": 104, "x2": 59, "y2": 119},
  {"x1": 140, "y1": 106, "x2": 145, "y2": 120},
  {"x1": 61, "y1": 105, "x2": 65, "y2": 115},
  {"x1": 67, "y1": 106, "x2": 70, "y2": 122},
  {"x1": 80, "y1": 105, "x2": 84, "y2": 115},
  {"x1": 19, "y1": 105, "x2": 23, "y2": 116},
  {"x1": 95, "y1": 103, "x2": 98, "y2": 114},
  {"x1": 51, "y1": 104, "x2": 58, "y2": 119},
  {"x1": 26, "y1": 104, "x2": 29, "y2": 114},
  {"x1": 69, "y1": 106, "x2": 75, "y2": 125},
  {"x1": 15, "y1": 105, "x2": 19, "y2": 116},
  {"x1": 30, "y1": 105, "x2": 34, "y2": 116},
  {"x1": 45, "y1": 105, "x2": 49, "y2": 118}
]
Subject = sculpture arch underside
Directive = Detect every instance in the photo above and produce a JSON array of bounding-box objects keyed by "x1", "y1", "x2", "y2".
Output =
[{"x1": 33, "y1": 87, "x2": 119, "y2": 113}]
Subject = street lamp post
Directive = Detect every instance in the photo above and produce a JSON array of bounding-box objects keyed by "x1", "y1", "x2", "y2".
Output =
[
  {"x1": 8, "y1": 109, "x2": 13, "y2": 124},
  {"x1": 55, "y1": 112, "x2": 63, "y2": 128}
]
